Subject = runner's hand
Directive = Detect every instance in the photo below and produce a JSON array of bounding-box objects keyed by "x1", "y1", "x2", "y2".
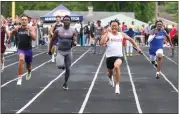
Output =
[
  {"x1": 7, "y1": 39, "x2": 11, "y2": 44},
  {"x1": 104, "y1": 32, "x2": 109, "y2": 42},
  {"x1": 72, "y1": 40, "x2": 77, "y2": 46},
  {"x1": 137, "y1": 47, "x2": 143, "y2": 54}
]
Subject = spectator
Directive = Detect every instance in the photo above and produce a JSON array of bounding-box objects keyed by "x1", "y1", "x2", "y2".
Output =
[
  {"x1": 84, "y1": 21, "x2": 91, "y2": 46},
  {"x1": 169, "y1": 25, "x2": 177, "y2": 38},
  {"x1": 74, "y1": 21, "x2": 81, "y2": 45},
  {"x1": 144, "y1": 21, "x2": 151, "y2": 46},
  {"x1": 129, "y1": 21, "x2": 137, "y2": 31},
  {"x1": 122, "y1": 22, "x2": 127, "y2": 31}
]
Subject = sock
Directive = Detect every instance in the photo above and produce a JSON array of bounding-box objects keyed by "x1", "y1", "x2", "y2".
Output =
[
  {"x1": 18, "y1": 75, "x2": 22, "y2": 79},
  {"x1": 157, "y1": 71, "x2": 160, "y2": 74},
  {"x1": 108, "y1": 75, "x2": 112, "y2": 79},
  {"x1": 116, "y1": 83, "x2": 119, "y2": 87}
]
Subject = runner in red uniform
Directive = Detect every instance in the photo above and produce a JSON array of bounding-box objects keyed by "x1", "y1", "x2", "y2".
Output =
[{"x1": 1, "y1": 17, "x2": 9, "y2": 72}]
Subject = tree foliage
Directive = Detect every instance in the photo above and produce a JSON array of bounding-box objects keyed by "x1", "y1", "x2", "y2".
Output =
[
  {"x1": 1, "y1": 1, "x2": 156, "y2": 22},
  {"x1": 165, "y1": 2, "x2": 178, "y2": 21}
]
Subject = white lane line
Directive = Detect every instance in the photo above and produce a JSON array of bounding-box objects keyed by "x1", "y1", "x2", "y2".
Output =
[
  {"x1": 164, "y1": 55, "x2": 178, "y2": 65},
  {"x1": 4, "y1": 47, "x2": 38, "y2": 58},
  {"x1": 15, "y1": 48, "x2": 91, "y2": 114},
  {"x1": 124, "y1": 54, "x2": 142, "y2": 113},
  {"x1": 4, "y1": 53, "x2": 17, "y2": 58},
  {"x1": 4, "y1": 51, "x2": 46, "y2": 69},
  {"x1": 1, "y1": 59, "x2": 51, "y2": 88},
  {"x1": 142, "y1": 51, "x2": 178, "y2": 93},
  {"x1": 4, "y1": 52, "x2": 14, "y2": 55},
  {"x1": 78, "y1": 53, "x2": 105, "y2": 114}
]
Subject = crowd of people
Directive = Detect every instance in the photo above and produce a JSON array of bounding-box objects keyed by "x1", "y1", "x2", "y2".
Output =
[{"x1": 1, "y1": 14, "x2": 177, "y2": 94}]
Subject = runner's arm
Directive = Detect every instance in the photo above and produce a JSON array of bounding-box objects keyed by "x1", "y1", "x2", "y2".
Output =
[
  {"x1": 49, "y1": 30, "x2": 57, "y2": 53},
  {"x1": 164, "y1": 31, "x2": 173, "y2": 48},
  {"x1": 72, "y1": 31, "x2": 77, "y2": 46},
  {"x1": 5, "y1": 27, "x2": 10, "y2": 40},
  {"x1": 122, "y1": 32, "x2": 141, "y2": 51},
  {"x1": 29, "y1": 26, "x2": 36, "y2": 40},
  {"x1": 100, "y1": 32, "x2": 109, "y2": 46},
  {"x1": 50, "y1": 24, "x2": 55, "y2": 36},
  {"x1": 8, "y1": 27, "x2": 18, "y2": 44}
]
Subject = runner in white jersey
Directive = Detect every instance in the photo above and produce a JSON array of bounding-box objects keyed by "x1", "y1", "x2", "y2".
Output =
[{"x1": 100, "y1": 20, "x2": 142, "y2": 94}]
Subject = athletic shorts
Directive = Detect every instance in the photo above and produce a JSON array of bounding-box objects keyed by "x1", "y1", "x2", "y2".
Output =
[
  {"x1": 17, "y1": 49, "x2": 33, "y2": 64},
  {"x1": 106, "y1": 56, "x2": 124, "y2": 69},
  {"x1": 149, "y1": 48, "x2": 163, "y2": 56},
  {"x1": 51, "y1": 45, "x2": 56, "y2": 54}
]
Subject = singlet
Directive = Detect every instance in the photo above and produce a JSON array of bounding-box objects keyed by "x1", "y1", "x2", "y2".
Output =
[
  {"x1": 56, "y1": 27, "x2": 75, "y2": 51},
  {"x1": 17, "y1": 27, "x2": 32, "y2": 50},
  {"x1": 106, "y1": 32, "x2": 124, "y2": 58},
  {"x1": 150, "y1": 29, "x2": 166, "y2": 50},
  {"x1": 53, "y1": 23, "x2": 63, "y2": 45},
  {"x1": 95, "y1": 25, "x2": 103, "y2": 36},
  {"x1": 53, "y1": 23, "x2": 63, "y2": 33},
  {"x1": 1, "y1": 26, "x2": 6, "y2": 48}
]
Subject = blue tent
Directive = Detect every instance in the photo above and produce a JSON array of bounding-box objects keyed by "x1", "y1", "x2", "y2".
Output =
[{"x1": 40, "y1": 4, "x2": 83, "y2": 22}]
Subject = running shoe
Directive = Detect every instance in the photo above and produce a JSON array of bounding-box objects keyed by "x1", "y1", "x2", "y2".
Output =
[
  {"x1": 26, "y1": 72, "x2": 31, "y2": 80},
  {"x1": 156, "y1": 72, "x2": 160, "y2": 79},
  {"x1": 151, "y1": 61, "x2": 158, "y2": 67},
  {"x1": 52, "y1": 54, "x2": 55, "y2": 62},
  {"x1": 63, "y1": 83, "x2": 69, "y2": 90},
  {"x1": 58, "y1": 65, "x2": 65, "y2": 70},
  {"x1": 17, "y1": 77, "x2": 22, "y2": 85},
  {"x1": 115, "y1": 84, "x2": 120, "y2": 94}
]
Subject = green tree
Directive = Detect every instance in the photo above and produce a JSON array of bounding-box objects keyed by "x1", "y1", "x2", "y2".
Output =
[
  {"x1": 1, "y1": 1, "x2": 11, "y2": 17},
  {"x1": 1, "y1": 1, "x2": 156, "y2": 22},
  {"x1": 165, "y1": 2, "x2": 178, "y2": 22}
]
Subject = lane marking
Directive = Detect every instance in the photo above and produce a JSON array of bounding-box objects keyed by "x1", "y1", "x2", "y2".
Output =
[
  {"x1": 15, "y1": 48, "x2": 91, "y2": 114},
  {"x1": 124, "y1": 54, "x2": 142, "y2": 113},
  {"x1": 1, "y1": 59, "x2": 51, "y2": 88},
  {"x1": 164, "y1": 55, "x2": 178, "y2": 65},
  {"x1": 142, "y1": 51, "x2": 178, "y2": 93},
  {"x1": 78, "y1": 53, "x2": 105, "y2": 114},
  {"x1": 1, "y1": 47, "x2": 79, "y2": 87},
  {"x1": 4, "y1": 51, "x2": 46, "y2": 69}
]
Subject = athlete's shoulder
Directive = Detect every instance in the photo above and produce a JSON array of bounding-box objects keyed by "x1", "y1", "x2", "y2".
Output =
[
  {"x1": 161, "y1": 28, "x2": 167, "y2": 33},
  {"x1": 52, "y1": 23, "x2": 56, "y2": 26},
  {"x1": 55, "y1": 26, "x2": 63, "y2": 32},
  {"x1": 69, "y1": 27, "x2": 75, "y2": 32},
  {"x1": 118, "y1": 32, "x2": 124, "y2": 35}
]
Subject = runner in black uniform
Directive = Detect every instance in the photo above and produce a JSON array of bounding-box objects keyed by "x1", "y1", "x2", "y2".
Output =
[
  {"x1": 8, "y1": 14, "x2": 36, "y2": 85},
  {"x1": 50, "y1": 15, "x2": 63, "y2": 62}
]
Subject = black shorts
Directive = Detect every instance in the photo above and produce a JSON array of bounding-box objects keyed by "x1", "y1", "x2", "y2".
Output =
[{"x1": 106, "y1": 56, "x2": 124, "y2": 69}]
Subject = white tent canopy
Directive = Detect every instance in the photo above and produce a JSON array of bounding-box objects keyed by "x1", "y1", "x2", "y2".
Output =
[{"x1": 100, "y1": 13, "x2": 148, "y2": 28}]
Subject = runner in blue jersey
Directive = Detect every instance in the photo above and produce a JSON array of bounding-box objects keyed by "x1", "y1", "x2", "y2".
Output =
[{"x1": 148, "y1": 20, "x2": 173, "y2": 79}]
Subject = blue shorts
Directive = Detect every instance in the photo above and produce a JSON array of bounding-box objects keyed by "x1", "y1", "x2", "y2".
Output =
[
  {"x1": 17, "y1": 49, "x2": 33, "y2": 64},
  {"x1": 149, "y1": 48, "x2": 163, "y2": 56}
]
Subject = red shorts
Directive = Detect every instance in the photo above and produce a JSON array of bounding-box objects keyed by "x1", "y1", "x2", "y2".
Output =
[{"x1": 1, "y1": 45, "x2": 6, "y2": 53}]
